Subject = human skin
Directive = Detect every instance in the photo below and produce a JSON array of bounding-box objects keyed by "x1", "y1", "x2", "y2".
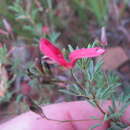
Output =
[{"x1": 0, "y1": 101, "x2": 130, "y2": 130}]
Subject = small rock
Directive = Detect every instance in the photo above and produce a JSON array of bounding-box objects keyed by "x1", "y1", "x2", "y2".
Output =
[{"x1": 102, "y1": 47, "x2": 129, "y2": 70}]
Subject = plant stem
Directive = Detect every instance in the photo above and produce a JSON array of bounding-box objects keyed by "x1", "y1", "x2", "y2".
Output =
[
  {"x1": 39, "y1": 113, "x2": 99, "y2": 123},
  {"x1": 94, "y1": 100, "x2": 106, "y2": 115},
  {"x1": 70, "y1": 69, "x2": 106, "y2": 115},
  {"x1": 70, "y1": 69, "x2": 84, "y2": 90},
  {"x1": 91, "y1": 91, "x2": 106, "y2": 115},
  {"x1": 27, "y1": 96, "x2": 100, "y2": 123}
]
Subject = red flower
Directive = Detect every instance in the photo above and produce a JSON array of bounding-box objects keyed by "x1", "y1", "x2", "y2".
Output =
[
  {"x1": 39, "y1": 38, "x2": 105, "y2": 69},
  {"x1": 42, "y1": 26, "x2": 49, "y2": 34}
]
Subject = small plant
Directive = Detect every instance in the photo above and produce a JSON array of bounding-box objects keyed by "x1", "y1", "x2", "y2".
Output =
[
  {"x1": 70, "y1": 0, "x2": 108, "y2": 26},
  {"x1": 87, "y1": 0, "x2": 108, "y2": 25},
  {"x1": 37, "y1": 38, "x2": 130, "y2": 129}
]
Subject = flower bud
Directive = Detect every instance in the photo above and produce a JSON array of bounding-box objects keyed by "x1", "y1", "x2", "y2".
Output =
[
  {"x1": 100, "y1": 27, "x2": 108, "y2": 46},
  {"x1": 42, "y1": 26, "x2": 49, "y2": 34},
  {"x1": 3, "y1": 19, "x2": 13, "y2": 33}
]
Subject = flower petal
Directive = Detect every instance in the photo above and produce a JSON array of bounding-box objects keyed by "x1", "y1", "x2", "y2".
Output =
[
  {"x1": 69, "y1": 47, "x2": 105, "y2": 65},
  {"x1": 39, "y1": 38, "x2": 72, "y2": 68}
]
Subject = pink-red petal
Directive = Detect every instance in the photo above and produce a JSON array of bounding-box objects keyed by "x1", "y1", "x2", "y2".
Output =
[
  {"x1": 69, "y1": 48, "x2": 105, "y2": 65},
  {"x1": 39, "y1": 38, "x2": 72, "y2": 68}
]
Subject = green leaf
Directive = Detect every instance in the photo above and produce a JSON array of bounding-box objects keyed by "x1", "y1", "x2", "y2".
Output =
[
  {"x1": 108, "y1": 121, "x2": 128, "y2": 130},
  {"x1": 89, "y1": 123, "x2": 102, "y2": 130},
  {"x1": 16, "y1": 15, "x2": 27, "y2": 20},
  {"x1": 108, "y1": 106, "x2": 114, "y2": 114},
  {"x1": 108, "y1": 112, "x2": 123, "y2": 120},
  {"x1": 123, "y1": 94, "x2": 130, "y2": 103},
  {"x1": 29, "y1": 79, "x2": 38, "y2": 88},
  {"x1": 47, "y1": 0, "x2": 52, "y2": 9},
  {"x1": 9, "y1": 3, "x2": 24, "y2": 14},
  {"x1": 87, "y1": 60, "x2": 94, "y2": 81},
  {"x1": 119, "y1": 103, "x2": 130, "y2": 114},
  {"x1": 68, "y1": 44, "x2": 74, "y2": 52},
  {"x1": 95, "y1": 88, "x2": 103, "y2": 98},
  {"x1": 0, "y1": 45, "x2": 8, "y2": 64},
  {"x1": 99, "y1": 83, "x2": 120, "y2": 99},
  {"x1": 0, "y1": 92, "x2": 13, "y2": 103},
  {"x1": 104, "y1": 113, "x2": 108, "y2": 121},
  {"x1": 49, "y1": 32, "x2": 60, "y2": 43},
  {"x1": 90, "y1": 116, "x2": 101, "y2": 120},
  {"x1": 72, "y1": 84, "x2": 82, "y2": 94},
  {"x1": 16, "y1": 94, "x2": 24, "y2": 103},
  {"x1": 23, "y1": 25, "x2": 35, "y2": 32},
  {"x1": 31, "y1": 9, "x2": 40, "y2": 20},
  {"x1": 111, "y1": 95, "x2": 116, "y2": 111},
  {"x1": 59, "y1": 89, "x2": 77, "y2": 96},
  {"x1": 94, "y1": 59, "x2": 103, "y2": 73}
]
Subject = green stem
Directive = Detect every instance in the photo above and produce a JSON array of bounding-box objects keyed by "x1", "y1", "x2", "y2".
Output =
[
  {"x1": 94, "y1": 99, "x2": 106, "y2": 115},
  {"x1": 70, "y1": 69, "x2": 84, "y2": 90}
]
